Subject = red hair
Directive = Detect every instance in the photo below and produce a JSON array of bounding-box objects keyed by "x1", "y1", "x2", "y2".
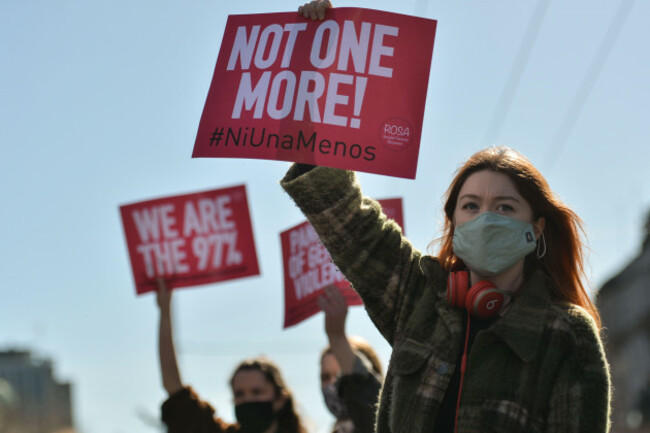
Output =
[{"x1": 435, "y1": 147, "x2": 600, "y2": 328}]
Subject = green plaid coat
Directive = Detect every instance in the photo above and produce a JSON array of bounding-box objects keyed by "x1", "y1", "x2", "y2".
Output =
[{"x1": 281, "y1": 165, "x2": 611, "y2": 433}]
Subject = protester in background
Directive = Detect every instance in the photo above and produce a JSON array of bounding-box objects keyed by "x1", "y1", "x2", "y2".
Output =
[
  {"x1": 318, "y1": 285, "x2": 383, "y2": 433},
  {"x1": 156, "y1": 279, "x2": 307, "y2": 433},
  {"x1": 282, "y1": 134, "x2": 612, "y2": 431}
]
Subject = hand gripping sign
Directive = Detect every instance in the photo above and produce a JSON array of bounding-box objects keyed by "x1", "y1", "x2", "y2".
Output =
[
  {"x1": 192, "y1": 8, "x2": 437, "y2": 179},
  {"x1": 280, "y1": 198, "x2": 404, "y2": 328},
  {"x1": 120, "y1": 186, "x2": 259, "y2": 295}
]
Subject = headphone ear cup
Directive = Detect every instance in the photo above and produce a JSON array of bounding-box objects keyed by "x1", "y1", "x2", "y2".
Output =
[
  {"x1": 466, "y1": 281, "x2": 506, "y2": 318},
  {"x1": 465, "y1": 280, "x2": 496, "y2": 309},
  {"x1": 447, "y1": 271, "x2": 469, "y2": 309}
]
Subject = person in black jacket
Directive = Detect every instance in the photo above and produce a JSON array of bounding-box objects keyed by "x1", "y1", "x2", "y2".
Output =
[{"x1": 319, "y1": 285, "x2": 383, "y2": 433}]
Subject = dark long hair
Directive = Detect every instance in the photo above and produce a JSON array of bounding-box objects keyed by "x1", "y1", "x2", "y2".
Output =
[
  {"x1": 434, "y1": 146, "x2": 600, "y2": 328},
  {"x1": 230, "y1": 357, "x2": 307, "y2": 433}
]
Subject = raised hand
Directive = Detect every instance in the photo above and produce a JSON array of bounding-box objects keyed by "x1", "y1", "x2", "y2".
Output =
[
  {"x1": 298, "y1": 0, "x2": 332, "y2": 21},
  {"x1": 318, "y1": 285, "x2": 356, "y2": 374},
  {"x1": 318, "y1": 284, "x2": 348, "y2": 340}
]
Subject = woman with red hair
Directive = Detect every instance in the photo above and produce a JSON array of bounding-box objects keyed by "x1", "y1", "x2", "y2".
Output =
[{"x1": 282, "y1": 140, "x2": 611, "y2": 431}]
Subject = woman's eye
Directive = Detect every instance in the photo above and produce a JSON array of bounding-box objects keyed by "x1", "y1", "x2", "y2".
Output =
[
  {"x1": 462, "y1": 202, "x2": 479, "y2": 210},
  {"x1": 496, "y1": 204, "x2": 514, "y2": 212}
]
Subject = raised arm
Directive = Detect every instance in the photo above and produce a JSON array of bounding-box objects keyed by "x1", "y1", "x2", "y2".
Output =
[
  {"x1": 156, "y1": 278, "x2": 183, "y2": 396},
  {"x1": 319, "y1": 285, "x2": 382, "y2": 433},
  {"x1": 281, "y1": 164, "x2": 424, "y2": 344},
  {"x1": 281, "y1": 165, "x2": 430, "y2": 345},
  {"x1": 318, "y1": 284, "x2": 356, "y2": 374},
  {"x1": 157, "y1": 280, "x2": 230, "y2": 432}
]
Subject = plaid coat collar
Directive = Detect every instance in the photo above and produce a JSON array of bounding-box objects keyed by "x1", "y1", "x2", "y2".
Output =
[
  {"x1": 488, "y1": 270, "x2": 552, "y2": 362},
  {"x1": 424, "y1": 255, "x2": 553, "y2": 363}
]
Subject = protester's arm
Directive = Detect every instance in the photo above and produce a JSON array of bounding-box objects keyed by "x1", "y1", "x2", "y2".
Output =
[
  {"x1": 156, "y1": 278, "x2": 183, "y2": 396},
  {"x1": 157, "y1": 280, "x2": 233, "y2": 432},
  {"x1": 318, "y1": 285, "x2": 356, "y2": 374},
  {"x1": 319, "y1": 286, "x2": 382, "y2": 432},
  {"x1": 281, "y1": 165, "x2": 429, "y2": 345}
]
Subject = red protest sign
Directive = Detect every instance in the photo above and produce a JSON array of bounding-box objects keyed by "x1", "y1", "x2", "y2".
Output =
[
  {"x1": 192, "y1": 8, "x2": 437, "y2": 179},
  {"x1": 280, "y1": 198, "x2": 404, "y2": 328},
  {"x1": 120, "y1": 185, "x2": 259, "y2": 295}
]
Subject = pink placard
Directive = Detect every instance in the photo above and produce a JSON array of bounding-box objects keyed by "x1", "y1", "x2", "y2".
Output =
[
  {"x1": 120, "y1": 185, "x2": 260, "y2": 295},
  {"x1": 192, "y1": 8, "x2": 437, "y2": 179},
  {"x1": 280, "y1": 198, "x2": 403, "y2": 328}
]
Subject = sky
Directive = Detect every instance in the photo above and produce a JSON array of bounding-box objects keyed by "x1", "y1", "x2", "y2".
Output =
[{"x1": 1, "y1": 0, "x2": 649, "y2": 432}]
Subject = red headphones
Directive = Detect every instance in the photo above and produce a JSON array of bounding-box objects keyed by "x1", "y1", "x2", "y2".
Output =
[{"x1": 447, "y1": 271, "x2": 507, "y2": 318}]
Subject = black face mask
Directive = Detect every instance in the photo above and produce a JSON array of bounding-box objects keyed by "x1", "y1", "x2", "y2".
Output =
[{"x1": 234, "y1": 400, "x2": 276, "y2": 433}]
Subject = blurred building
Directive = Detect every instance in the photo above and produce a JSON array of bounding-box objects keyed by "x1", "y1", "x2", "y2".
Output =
[
  {"x1": 0, "y1": 349, "x2": 74, "y2": 433},
  {"x1": 598, "y1": 215, "x2": 650, "y2": 432}
]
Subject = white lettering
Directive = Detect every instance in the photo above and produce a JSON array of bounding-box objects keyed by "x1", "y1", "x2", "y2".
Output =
[
  {"x1": 267, "y1": 70, "x2": 296, "y2": 119},
  {"x1": 323, "y1": 73, "x2": 353, "y2": 127},
  {"x1": 310, "y1": 20, "x2": 339, "y2": 69},
  {"x1": 132, "y1": 204, "x2": 178, "y2": 243},
  {"x1": 281, "y1": 23, "x2": 308, "y2": 67},
  {"x1": 232, "y1": 71, "x2": 272, "y2": 119},
  {"x1": 338, "y1": 21, "x2": 371, "y2": 73},
  {"x1": 227, "y1": 25, "x2": 261, "y2": 71},
  {"x1": 293, "y1": 71, "x2": 325, "y2": 122},
  {"x1": 137, "y1": 239, "x2": 189, "y2": 278},
  {"x1": 254, "y1": 24, "x2": 284, "y2": 69},
  {"x1": 192, "y1": 232, "x2": 241, "y2": 271},
  {"x1": 369, "y1": 24, "x2": 398, "y2": 77}
]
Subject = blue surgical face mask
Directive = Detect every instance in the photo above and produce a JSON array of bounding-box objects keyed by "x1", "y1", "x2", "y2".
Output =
[{"x1": 452, "y1": 212, "x2": 537, "y2": 276}]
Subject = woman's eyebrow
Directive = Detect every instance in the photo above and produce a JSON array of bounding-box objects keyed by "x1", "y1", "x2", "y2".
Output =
[
  {"x1": 458, "y1": 194, "x2": 521, "y2": 202},
  {"x1": 458, "y1": 194, "x2": 481, "y2": 201},
  {"x1": 494, "y1": 195, "x2": 521, "y2": 202}
]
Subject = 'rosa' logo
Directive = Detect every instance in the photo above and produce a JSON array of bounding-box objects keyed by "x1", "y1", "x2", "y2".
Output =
[
  {"x1": 384, "y1": 124, "x2": 410, "y2": 137},
  {"x1": 379, "y1": 118, "x2": 413, "y2": 151}
]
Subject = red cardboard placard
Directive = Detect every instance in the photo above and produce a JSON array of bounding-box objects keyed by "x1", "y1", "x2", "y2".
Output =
[
  {"x1": 280, "y1": 198, "x2": 403, "y2": 328},
  {"x1": 192, "y1": 8, "x2": 437, "y2": 179},
  {"x1": 120, "y1": 186, "x2": 259, "y2": 295}
]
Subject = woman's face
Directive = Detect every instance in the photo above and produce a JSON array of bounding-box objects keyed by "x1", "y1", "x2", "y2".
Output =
[
  {"x1": 320, "y1": 353, "x2": 341, "y2": 387},
  {"x1": 454, "y1": 169, "x2": 539, "y2": 231},
  {"x1": 231, "y1": 369, "x2": 285, "y2": 411}
]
